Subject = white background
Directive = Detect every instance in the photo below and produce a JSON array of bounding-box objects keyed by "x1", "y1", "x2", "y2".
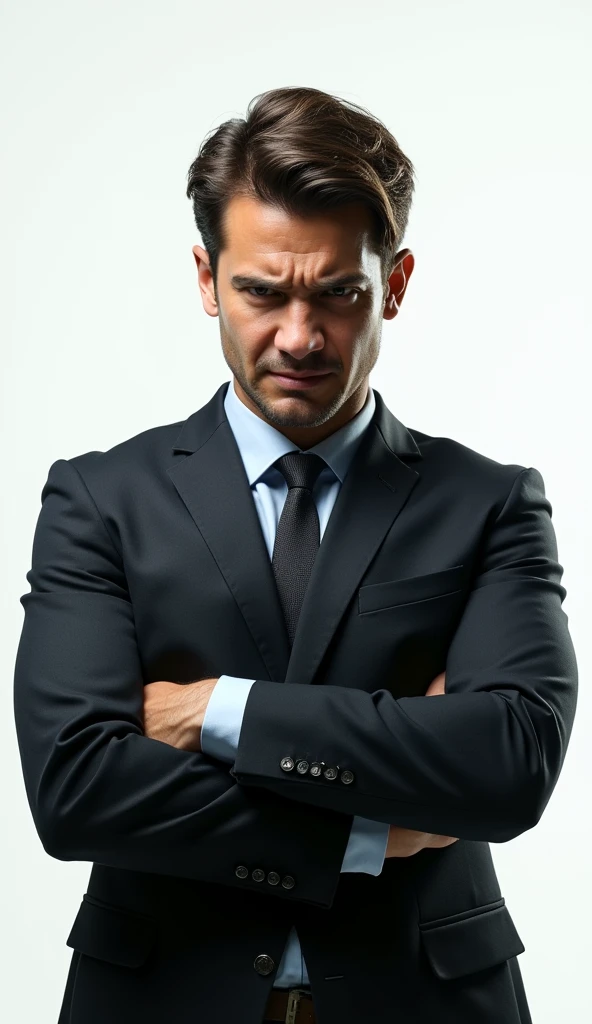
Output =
[{"x1": 1, "y1": 1, "x2": 590, "y2": 1020}]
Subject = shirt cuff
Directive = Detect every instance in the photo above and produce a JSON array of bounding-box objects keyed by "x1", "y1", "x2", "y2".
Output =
[
  {"x1": 340, "y1": 816, "x2": 390, "y2": 875},
  {"x1": 200, "y1": 675, "x2": 255, "y2": 762}
]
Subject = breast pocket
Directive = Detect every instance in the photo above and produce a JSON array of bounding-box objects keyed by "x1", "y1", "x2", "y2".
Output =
[{"x1": 358, "y1": 564, "x2": 466, "y2": 616}]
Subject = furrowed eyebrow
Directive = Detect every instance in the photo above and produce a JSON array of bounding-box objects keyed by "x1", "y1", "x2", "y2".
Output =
[{"x1": 231, "y1": 272, "x2": 371, "y2": 290}]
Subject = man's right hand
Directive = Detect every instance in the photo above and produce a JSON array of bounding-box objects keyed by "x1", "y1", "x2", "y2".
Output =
[{"x1": 384, "y1": 670, "x2": 459, "y2": 858}]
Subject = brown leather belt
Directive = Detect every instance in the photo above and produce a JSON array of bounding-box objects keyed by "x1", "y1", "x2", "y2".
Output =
[{"x1": 264, "y1": 986, "x2": 316, "y2": 1023}]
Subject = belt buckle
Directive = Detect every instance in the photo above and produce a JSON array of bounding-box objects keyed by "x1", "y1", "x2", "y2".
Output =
[{"x1": 285, "y1": 987, "x2": 310, "y2": 1024}]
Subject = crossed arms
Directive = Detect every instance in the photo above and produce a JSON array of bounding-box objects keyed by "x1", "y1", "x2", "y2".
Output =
[{"x1": 13, "y1": 457, "x2": 578, "y2": 909}]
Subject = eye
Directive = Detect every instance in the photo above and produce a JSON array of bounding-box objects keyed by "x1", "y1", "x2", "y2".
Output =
[
  {"x1": 327, "y1": 287, "x2": 356, "y2": 299},
  {"x1": 246, "y1": 286, "x2": 357, "y2": 299}
]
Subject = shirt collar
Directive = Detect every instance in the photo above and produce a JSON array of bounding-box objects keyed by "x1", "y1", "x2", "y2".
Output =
[{"x1": 223, "y1": 378, "x2": 376, "y2": 486}]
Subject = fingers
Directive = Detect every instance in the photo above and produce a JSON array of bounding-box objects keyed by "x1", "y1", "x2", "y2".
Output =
[
  {"x1": 425, "y1": 671, "x2": 446, "y2": 696},
  {"x1": 385, "y1": 826, "x2": 459, "y2": 858},
  {"x1": 426, "y1": 835, "x2": 459, "y2": 848}
]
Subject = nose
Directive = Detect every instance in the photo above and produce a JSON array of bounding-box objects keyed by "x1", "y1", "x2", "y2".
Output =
[{"x1": 274, "y1": 306, "x2": 325, "y2": 360}]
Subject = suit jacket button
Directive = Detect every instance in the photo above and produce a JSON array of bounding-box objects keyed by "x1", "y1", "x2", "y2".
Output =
[
  {"x1": 323, "y1": 766, "x2": 338, "y2": 780},
  {"x1": 280, "y1": 757, "x2": 295, "y2": 771},
  {"x1": 340, "y1": 769, "x2": 354, "y2": 784},
  {"x1": 235, "y1": 865, "x2": 249, "y2": 879},
  {"x1": 254, "y1": 954, "x2": 275, "y2": 976},
  {"x1": 309, "y1": 762, "x2": 325, "y2": 777},
  {"x1": 267, "y1": 871, "x2": 280, "y2": 885},
  {"x1": 296, "y1": 760, "x2": 310, "y2": 774},
  {"x1": 281, "y1": 875, "x2": 296, "y2": 890},
  {"x1": 252, "y1": 868, "x2": 265, "y2": 882}
]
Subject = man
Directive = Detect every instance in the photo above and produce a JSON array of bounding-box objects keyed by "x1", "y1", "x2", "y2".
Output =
[{"x1": 14, "y1": 86, "x2": 577, "y2": 1024}]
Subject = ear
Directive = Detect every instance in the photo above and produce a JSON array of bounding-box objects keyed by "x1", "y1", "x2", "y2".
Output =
[
  {"x1": 383, "y1": 249, "x2": 415, "y2": 321},
  {"x1": 192, "y1": 245, "x2": 218, "y2": 317}
]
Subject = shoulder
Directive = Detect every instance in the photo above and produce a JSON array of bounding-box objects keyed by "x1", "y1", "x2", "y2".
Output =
[
  {"x1": 62, "y1": 417, "x2": 186, "y2": 496},
  {"x1": 405, "y1": 424, "x2": 536, "y2": 507}
]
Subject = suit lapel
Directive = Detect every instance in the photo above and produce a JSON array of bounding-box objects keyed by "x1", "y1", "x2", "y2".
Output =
[{"x1": 167, "y1": 381, "x2": 422, "y2": 687}]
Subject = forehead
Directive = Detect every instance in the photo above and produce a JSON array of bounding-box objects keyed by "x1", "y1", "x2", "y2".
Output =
[{"x1": 220, "y1": 194, "x2": 378, "y2": 268}]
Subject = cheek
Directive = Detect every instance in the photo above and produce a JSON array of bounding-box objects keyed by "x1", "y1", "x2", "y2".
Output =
[
  {"x1": 226, "y1": 302, "x2": 262, "y2": 337},
  {"x1": 349, "y1": 319, "x2": 379, "y2": 357},
  {"x1": 223, "y1": 324, "x2": 270, "y2": 374}
]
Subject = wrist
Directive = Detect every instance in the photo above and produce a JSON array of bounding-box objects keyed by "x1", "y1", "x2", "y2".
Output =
[{"x1": 193, "y1": 677, "x2": 219, "y2": 747}]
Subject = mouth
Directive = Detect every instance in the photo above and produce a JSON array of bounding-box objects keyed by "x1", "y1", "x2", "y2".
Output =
[{"x1": 268, "y1": 371, "x2": 334, "y2": 391}]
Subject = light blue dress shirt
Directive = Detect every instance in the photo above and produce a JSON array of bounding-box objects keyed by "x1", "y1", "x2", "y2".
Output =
[{"x1": 201, "y1": 378, "x2": 390, "y2": 989}]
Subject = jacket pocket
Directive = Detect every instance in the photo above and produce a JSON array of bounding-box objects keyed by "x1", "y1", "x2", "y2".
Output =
[
  {"x1": 419, "y1": 897, "x2": 525, "y2": 981},
  {"x1": 358, "y1": 564, "x2": 466, "y2": 615},
  {"x1": 66, "y1": 894, "x2": 158, "y2": 969}
]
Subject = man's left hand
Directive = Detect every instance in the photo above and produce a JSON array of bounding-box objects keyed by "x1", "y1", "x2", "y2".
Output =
[
  {"x1": 425, "y1": 671, "x2": 446, "y2": 696},
  {"x1": 142, "y1": 677, "x2": 219, "y2": 752}
]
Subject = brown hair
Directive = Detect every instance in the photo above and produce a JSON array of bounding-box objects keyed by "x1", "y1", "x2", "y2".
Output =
[{"x1": 185, "y1": 87, "x2": 416, "y2": 299}]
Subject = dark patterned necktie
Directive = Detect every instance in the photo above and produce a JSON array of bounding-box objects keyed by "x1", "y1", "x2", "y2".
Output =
[{"x1": 271, "y1": 451, "x2": 327, "y2": 646}]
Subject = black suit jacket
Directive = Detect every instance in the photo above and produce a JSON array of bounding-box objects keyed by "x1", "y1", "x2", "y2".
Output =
[{"x1": 13, "y1": 381, "x2": 578, "y2": 1024}]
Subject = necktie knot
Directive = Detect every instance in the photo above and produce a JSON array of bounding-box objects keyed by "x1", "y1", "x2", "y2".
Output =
[{"x1": 274, "y1": 451, "x2": 326, "y2": 492}]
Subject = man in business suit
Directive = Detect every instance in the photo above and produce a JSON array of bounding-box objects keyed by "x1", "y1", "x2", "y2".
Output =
[{"x1": 14, "y1": 121, "x2": 577, "y2": 1023}]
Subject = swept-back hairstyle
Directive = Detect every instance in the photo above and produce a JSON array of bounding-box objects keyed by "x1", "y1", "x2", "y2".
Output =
[{"x1": 186, "y1": 86, "x2": 416, "y2": 298}]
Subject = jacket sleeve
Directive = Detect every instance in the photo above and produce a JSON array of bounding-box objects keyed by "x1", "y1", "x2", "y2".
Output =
[
  {"x1": 203, "y1": 675, "x2": 389, "y2": 874},
  {"x1": 230, "y1": 467, "x2": 579, "y2": 843},
  {"x1": 12, "y1": 457, "x2": 353, "y2": 909}
]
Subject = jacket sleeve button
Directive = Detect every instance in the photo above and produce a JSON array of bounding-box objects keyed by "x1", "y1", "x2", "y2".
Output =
[
  {"x1": 280, "y1": 757, "x2": 295, "y2": 771},
  {"x1": 281, "y1": 875, "x2": 296, "y2": 889},
  {"x1": 323, "y1": 766, "x2": 338, "y2": 780},
  {"x1": 309, "y1": 762, "x2": 325, "y2": 777},
  {"x1": 267, "y1": 871, "x2": 280, "y2": 885},
  {"x1": 296, "y1": 760, "x2": 310, "y2": 774},
  {"x1": 340, "y1": 769, "x2": 354, "y2": 784},
  {"x1": 235, "y1": 865, "x2": 249, "y2": 879},
  {"x1": 251, "y1": 868, "x2": 266, "y2": 882}
]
